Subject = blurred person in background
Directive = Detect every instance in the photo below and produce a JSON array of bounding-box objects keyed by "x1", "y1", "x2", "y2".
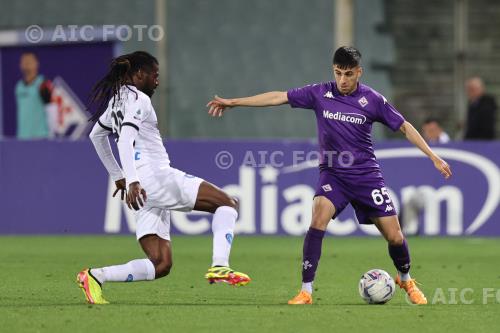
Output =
[
  {"x1": 421, "y1": 117, "x2": 450, "y2": 144},
  {"x1": 464, "y1": 77, "x2": 497, "y2": 140},
  {"x1": 15, "y1": 52, "x2": 53, "y2": 139},
  {"x1": 401, "y1": 117, "x2": 450, "y2": 236}
]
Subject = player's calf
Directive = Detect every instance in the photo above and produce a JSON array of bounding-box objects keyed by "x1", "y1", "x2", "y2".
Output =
[{"x1": 388, "y1": 238, "x2": 411, "y2": 273}]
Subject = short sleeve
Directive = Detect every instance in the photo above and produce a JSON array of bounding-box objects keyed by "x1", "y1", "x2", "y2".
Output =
[
  {"x1": 376, "y1": 94, "x2": 405, "y2": 131},
  {"x1": 121, "y1": 95, "x2": 151, "y2": 131},
  {"x1": 287, "y1": 84, "x2": 317, "y2": 109}
]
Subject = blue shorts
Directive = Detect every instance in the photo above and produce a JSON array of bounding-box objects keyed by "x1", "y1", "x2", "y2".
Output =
[{"x1": 314, "y1": 169, "x2": 397, "y2": 225}]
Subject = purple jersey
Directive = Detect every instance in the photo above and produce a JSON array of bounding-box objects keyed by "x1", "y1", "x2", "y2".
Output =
[{"x1": 287, "y1": 81, "x2": 405, "y2": 174}]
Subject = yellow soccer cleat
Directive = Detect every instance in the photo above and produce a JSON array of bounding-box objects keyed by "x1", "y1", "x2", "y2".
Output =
[
  {"x1": 204, "y1": 266, "x2": 251, "y2": 286},
  {"x1": 288, "y1": 290, "x2": 313, "y2": 305},
  {"x1": 76, "y1": 269, "x2": 109, "y2": 305},
  {"x1": 395, "y1": 275, "x2": 427, "y2": 305}
]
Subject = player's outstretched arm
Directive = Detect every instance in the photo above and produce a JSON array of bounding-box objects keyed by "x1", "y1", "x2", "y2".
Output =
[
  {"x1": 207, "y1": 92, "x2": 288, "y2": 117},
  {"x1": 399, "y1": 121, "x2": 452, "y2": 179}
]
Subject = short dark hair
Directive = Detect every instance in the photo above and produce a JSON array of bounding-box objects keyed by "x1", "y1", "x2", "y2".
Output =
[
  {"x1": 423, "y1": 117, "x2": 441, "y2": 125},
  {"x1": 21, "y1": 52, "x2": 37, "y2": 59},
  {"x1": 333, "y1": 46, "x2": 361, "y2": 69}
]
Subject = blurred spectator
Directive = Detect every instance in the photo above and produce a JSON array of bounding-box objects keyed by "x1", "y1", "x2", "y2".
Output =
[
  {"x1": 401, "y1": 117, "x2": 450, "y2": 235},
  {"x1": 422, "y1": 118, "x2": 450, "y2": 144},
  {"x1": 464, "y1": 77, "x2": 497, "y2": 140},
  {"x1": 15, "y1": 53, "x2": 53, "y2": 139}
]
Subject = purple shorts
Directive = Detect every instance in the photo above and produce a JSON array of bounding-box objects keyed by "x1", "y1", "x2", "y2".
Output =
[{"x1": 314, "y1": 169, "x2": 397, "y2": 225}]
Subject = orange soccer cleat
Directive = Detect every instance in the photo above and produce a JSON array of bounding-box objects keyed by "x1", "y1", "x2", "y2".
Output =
[
  {"x1": 288, "y1": 290, "x2": 313, "y2": 305},
  {"x1": 395, "y1": 275, "x2": 427, "y2": 305}
]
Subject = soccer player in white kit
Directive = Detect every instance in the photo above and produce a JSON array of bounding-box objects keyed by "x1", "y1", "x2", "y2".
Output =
[{"x1": 76, "y1": 51, "x2": 250, "y2": 304}]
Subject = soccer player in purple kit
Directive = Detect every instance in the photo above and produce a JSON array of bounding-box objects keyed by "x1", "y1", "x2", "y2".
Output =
[{"x1": 207, "y1": 46, "x2": 452, "y2": 305}]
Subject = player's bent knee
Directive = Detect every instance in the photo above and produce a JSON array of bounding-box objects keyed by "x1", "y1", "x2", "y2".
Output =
[
  {"x1": 387, "y1": 233, "x2": 404, "y2": 246},
  {"x1": 219, "y1": 193, "x2": 238, "y2": 209},
  {"x1": 148, "y1": 254, "x2": 172, "y2": 278},
  {"x1": 215, "y1": 194, "x2": 238, "y2": 211},
  {"x1": 155, "y1": 261, "x2": 173, "y2": 278},
  {"x1": 310, "y1": 217, "x2": 329, "y2": 230},
  {"x1": 227, "y1": 196, "x2": 239, "y2": 211}
]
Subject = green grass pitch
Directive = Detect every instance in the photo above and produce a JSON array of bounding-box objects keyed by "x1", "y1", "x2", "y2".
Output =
[{"x1": 1, "y1": 236, "x2": 499, "y2": 332}]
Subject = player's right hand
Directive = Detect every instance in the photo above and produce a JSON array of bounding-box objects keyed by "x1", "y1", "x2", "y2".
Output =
[
  {"x1": 112, "y1": 178, "x2": 127, "y2": 201},
  {"x1": 127, "y1": 181, "x2": 147, "y2": 210},
  {"x1": 207, "y1": 95, "x2": 234, "y2": 117}
]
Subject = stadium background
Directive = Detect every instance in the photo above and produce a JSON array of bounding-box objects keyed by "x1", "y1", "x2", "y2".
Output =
[
  {"x1": 1, "y1": 0, "x2": 500, "y2": 139},
  {"x1": 0, "y1": 1, "x2": 499, "y2": 332}
]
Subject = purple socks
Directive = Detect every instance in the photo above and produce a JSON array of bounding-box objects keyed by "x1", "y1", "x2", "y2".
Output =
[
  {"x1": 302, "y1": 227, "x2": 326, "y2": 283},
  {"x1": 302, "y1": 229, "x2": 411, "y2": 283},
  {"x1": 388, "y1": 238, "x2": 411, "y2": 273}
]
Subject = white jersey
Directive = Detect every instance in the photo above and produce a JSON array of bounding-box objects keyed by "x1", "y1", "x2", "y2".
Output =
[
  {"x1": 90, "y1": 85, "x2": 203, "y2": 241},
  {"x1": 98, "y1": 85, "x2": 170, "y2": 168}
]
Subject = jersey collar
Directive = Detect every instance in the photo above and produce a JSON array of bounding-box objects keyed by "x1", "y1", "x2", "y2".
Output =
[{"x1": 333, "y1": 81, "x2": 361, "y2": 97}]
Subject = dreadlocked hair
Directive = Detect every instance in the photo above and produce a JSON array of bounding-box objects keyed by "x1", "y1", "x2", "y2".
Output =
[{"x1": 88, "y1": 51, "x2": 158, "y2": 122}]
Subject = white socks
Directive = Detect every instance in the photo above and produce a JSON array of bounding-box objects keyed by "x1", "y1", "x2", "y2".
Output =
[
  {"x1": 399, "y1": 271, "x2": 411, "y2": 282},
  {"x1": 89, "y1": 206, "x2": 238, "y2": 283},
  {"x1": 302, "y1": 282, "x2": 313, "y2": 294},
  {"x1": 211, "y1": 206, "x2": 238, "y2": 267},
  {"x1": 90, "y1": 259, "x2": 155, "y2": 284}
]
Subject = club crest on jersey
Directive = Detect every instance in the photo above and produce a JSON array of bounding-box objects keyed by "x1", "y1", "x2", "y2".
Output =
[
  {"x1": 358, "y1": 96, "x2": 369, "y2": 107},
  {"x1": 323, "y1": 91, "x2": 334, "y2": 99}
]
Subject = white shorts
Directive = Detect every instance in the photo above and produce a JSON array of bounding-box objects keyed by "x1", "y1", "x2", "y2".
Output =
[
  {"x1": 134, "y1": 165, "x2": 204, "y2": 241},
  {"x1": 135, "y1": 208, "x2": 172, "y2": 241}
]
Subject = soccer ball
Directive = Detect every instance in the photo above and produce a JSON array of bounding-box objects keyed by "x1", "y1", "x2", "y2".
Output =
[{"x1": 358, "y1": 269, "x2": 396, "y2": 304}]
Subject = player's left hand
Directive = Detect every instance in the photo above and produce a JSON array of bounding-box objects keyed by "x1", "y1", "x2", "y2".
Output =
[
  {"x1": 112, "y1": 178, "x2": 127, "y2": 201},
  {"x1": 127, "y1": 181, "x2": 147, "y2": 210},
  {"x1": 433, "y1": 157, "x2": 452, "y2": 179}
]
